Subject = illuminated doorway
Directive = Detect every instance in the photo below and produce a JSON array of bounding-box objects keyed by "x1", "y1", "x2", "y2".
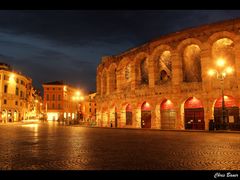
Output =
[
  {"x1": 141, "y1": 102, "x2": 151, "y2": 128},
  {"x1": 161, "y1": 99, "x2": 176, "y2": 129},
  {"x1": 184, "y1": 97, "x2": 205, "y2": 130}
]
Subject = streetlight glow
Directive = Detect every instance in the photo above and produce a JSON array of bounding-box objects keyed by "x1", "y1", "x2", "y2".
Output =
[
  {"x1": 208, "y1": 69, "x2": 216, "y2": 76},
  {"x1": 76, "y1": 91, "x2": 81, "y2": 96},
  {"x1": 225, "y1": 67, "x2": 234, "y2": 74},
  {"x1": 216, "y1": 58, "x2": 226, "y2": 67},
  {"x1": 208, "y1": 58, "x2": 234, "y2": 130}
]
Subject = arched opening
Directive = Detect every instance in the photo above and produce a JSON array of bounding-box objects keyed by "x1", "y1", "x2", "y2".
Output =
[
  {"x1": 102, "y1": 70, "x2": 107, "y2": 95},
  {"x1": 154, "y1": 50, "x2": 172, "y2": 85},
  {"x1": 212, "y1": 38, "x2": 235, "y2": 67},
  {"x1": 141, "y1": 101, "x2": 151, "y2": 128},
  {"x1": 140, "y1": 58, "x2": 149, "y2": 85},
  {"x1": 160, "y1": 99, "x2": 176, "y2": 129},
  {"x1": 212, "y1": 38, "x2": 236, "y2": 88},
  {"x1": 182, "y1": 44, "x2": 202, "y2": 82},
  {"x1": 109, "y1": 66, "x2": 117, "y2": 93},
  {"x1": 214, "y1": 95, "x2": 239, "y2": 130},
  {"x1": 184, "y1": 97, "x2": 205, "y2": 130},
  {"x1": 126, "y1": 104, "x2": 132, "y2": 125}
]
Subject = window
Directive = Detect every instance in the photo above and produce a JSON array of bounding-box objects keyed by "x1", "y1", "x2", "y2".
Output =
[
  {"x1": 53, "y1": 88, "x2": 55, "y2": 90},
  {"x1": 46, "y1": 94, "x2": 49, "y2": 101},
  {"x1": 58, "y1": 104, "x2": 61, "y2": 109},
  {"x1": 4, "y1": 85, "x2": 7, "y2": 93},
  {"x1": 20, "y1": 102, "x2": 22, "y2": 106},
  {"x1": 21, "y1": 80, "x2": 24, "y2": 85},
  {"x1": 52, "y1": 103, "x2": 55, "y2": 109},
  {"x1": 16, "y1": 78, "x2": 19, "y2": 83},
  {"x1": 52, "y1": 94, "x2": 55, "y2": 101},
  {"x1": 47, "y1": 88, "x2": 49, "y2": 90},
  {"x1": 15, "y1": 101, "x2": 18, "y2": 106},
  {"x1": 16, "y1": 87, "x2": 19, "y2": 96},
  {"x1": 58, "y1": 88, "x2": 61, "y2": 90},
  {"x1": 20, "y1": 91, "x2": 23, "y2": 98},
  {"x1": 89, "y1": 103, "x2": 91, "y2": 106},
  {"x1": 4, "y1": 99, "x2": 7, "y2": 104},
  {"x1": 89, "y1": 108, "x2": 91, "y2": 112},
  {"x1": 58, "y1": 95, "x2": 61, "y2": 101}
]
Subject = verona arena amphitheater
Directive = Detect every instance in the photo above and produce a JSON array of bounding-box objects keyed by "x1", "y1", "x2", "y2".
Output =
[{"x1": 95, "y1": 18, "x2": 240, "y2": 131}]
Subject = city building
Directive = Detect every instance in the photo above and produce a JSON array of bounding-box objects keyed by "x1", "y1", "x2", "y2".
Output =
[
  {"x1": 42, "y1": 81, "x2": 84, "y2": 123},
  {"x1": 96, "y1": 18, "x2": 240, "y2": 130},
  {"x1": 0, "y1": 63, "x2": 36, "y2": 122},
  {"x1": 82, "y1": 92, "x2": 97, "y2": 126}
]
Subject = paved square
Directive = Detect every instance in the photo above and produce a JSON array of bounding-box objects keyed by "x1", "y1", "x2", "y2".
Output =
[{"x1": 0, "y1": 122, "x2": 240, "y2": 170}]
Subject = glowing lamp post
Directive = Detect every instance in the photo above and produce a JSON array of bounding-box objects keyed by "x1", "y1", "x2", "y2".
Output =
[
  {"x1": 208, "y1": 58, "x2": 234, "y2": 130},
  {"x1": 72, "y1": 91, "x2": 84, "y2": 124}
]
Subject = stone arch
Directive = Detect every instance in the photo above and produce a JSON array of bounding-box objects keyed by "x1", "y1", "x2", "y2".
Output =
[
  {"x1": 183, "y1": 97, "x2": 205, "y2": 130},
  {"x1": 208, "y1": 31, "x2": 236, "y2": 46},
  {"x1": 160, "y1": 98, "x2": 176, "y2": 130},
  {"x1": 183, "y1": 44, "x2": 202, "y2": 82},
  {"x1": 134, "y1": 52, "x2": 150, "y2": 87},
  {"x1": 141, "y1": 101, "x2": 152, "y2": 128},
  {"x1": 101, "y1": 68, "x2": 108, "y2": 95},
  {"x1": 177, "y1": 38, "x2": 203, "y2": 52},
  {"x1": 213, "y1": 95, "x2": 239, "y2": 130},
  {"x1": 151, "y1": 45, "x2": 173, "y2": 85},
  {"x1": 108, "y1": 63, "x2": 117, "y2": 93},
  {"x1": 117, "y1": 57, "x2": 132, "y2": 91},
  {"x1": 177, "y1": 38, "x2": 203, "y2": 83}
]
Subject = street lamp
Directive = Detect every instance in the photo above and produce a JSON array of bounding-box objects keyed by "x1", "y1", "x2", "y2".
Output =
[
  {"x1": 72, "y1": 91, "x2": 85, "y2": 124},
  {"x1": 208, "y1": 58, "x2": 234, "y2": 130}
]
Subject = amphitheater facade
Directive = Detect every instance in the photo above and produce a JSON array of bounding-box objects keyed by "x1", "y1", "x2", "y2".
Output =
[{"x1": 95, "y1": 18, "x2": 240, "y2": 130}]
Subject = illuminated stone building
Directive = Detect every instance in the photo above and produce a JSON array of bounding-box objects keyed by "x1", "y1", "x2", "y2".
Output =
[
  {"x1": 0, "y1": 63, "x2": 33, "y2": 122},
  {"x1": 42, "y1": 81, "x2": 83, "y2": 122},
  {"x1": 96, "y1": 18, "x2": 240, "y2": 130},
  {"x1": 82, "y1": 92, "x2": 96, "y2": 125}
]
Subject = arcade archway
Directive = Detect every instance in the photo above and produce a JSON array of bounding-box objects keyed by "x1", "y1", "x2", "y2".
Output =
[
  {"x1": 214, "y1": 95, "x2": 239, "y2": 130},
  {"x1": 141, "y1": 102, "x2": 151, "y2": 128},
  {"x1": 184, "y1": 97, "x2": 205, "y2": 130},
  {"x1": 160, "y1": 99, "x2": 176, "y2": 129}
]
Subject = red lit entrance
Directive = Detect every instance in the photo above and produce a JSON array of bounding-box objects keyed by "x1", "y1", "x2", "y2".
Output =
[
  {"x1": 184, "y1": 97, "x2": 205, "y2": 130},
  {"x1": 161, "y1": 99, "x2": 176, "y2": 129},
  {"x1": 214, "y1": 96, "x2": 240, "y2": 130},
  {"x1": 141, "y1": 102, "x2": 151, "y2": 128}
]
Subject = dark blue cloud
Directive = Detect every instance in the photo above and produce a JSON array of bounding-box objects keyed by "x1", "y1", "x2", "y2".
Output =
[{"x1": 0, "y1": 10, "x2": 240, "y2": 94}]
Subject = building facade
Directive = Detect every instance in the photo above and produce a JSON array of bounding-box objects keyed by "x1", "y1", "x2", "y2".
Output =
[
  {"x1": 96, "y1": 18, "x2": 240, "y2": 130},
  {"x1": 82, "y1": 92, "x2": 97, "y2": 125},
  {"x1": 0, "y1": 63, "x2": 34, "y2": 122},
  {"x1": 42, "y1": 81, "x2": 83, "y2": 122}
]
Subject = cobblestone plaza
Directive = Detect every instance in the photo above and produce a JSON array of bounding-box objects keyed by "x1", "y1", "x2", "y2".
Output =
[{"x1": 0, "y1": 122, "x2": 240, "y2": 170}]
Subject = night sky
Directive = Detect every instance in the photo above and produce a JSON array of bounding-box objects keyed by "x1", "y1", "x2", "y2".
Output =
[{"x1": 1, "y1": 10, "x2": 240, "y2": 94}]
